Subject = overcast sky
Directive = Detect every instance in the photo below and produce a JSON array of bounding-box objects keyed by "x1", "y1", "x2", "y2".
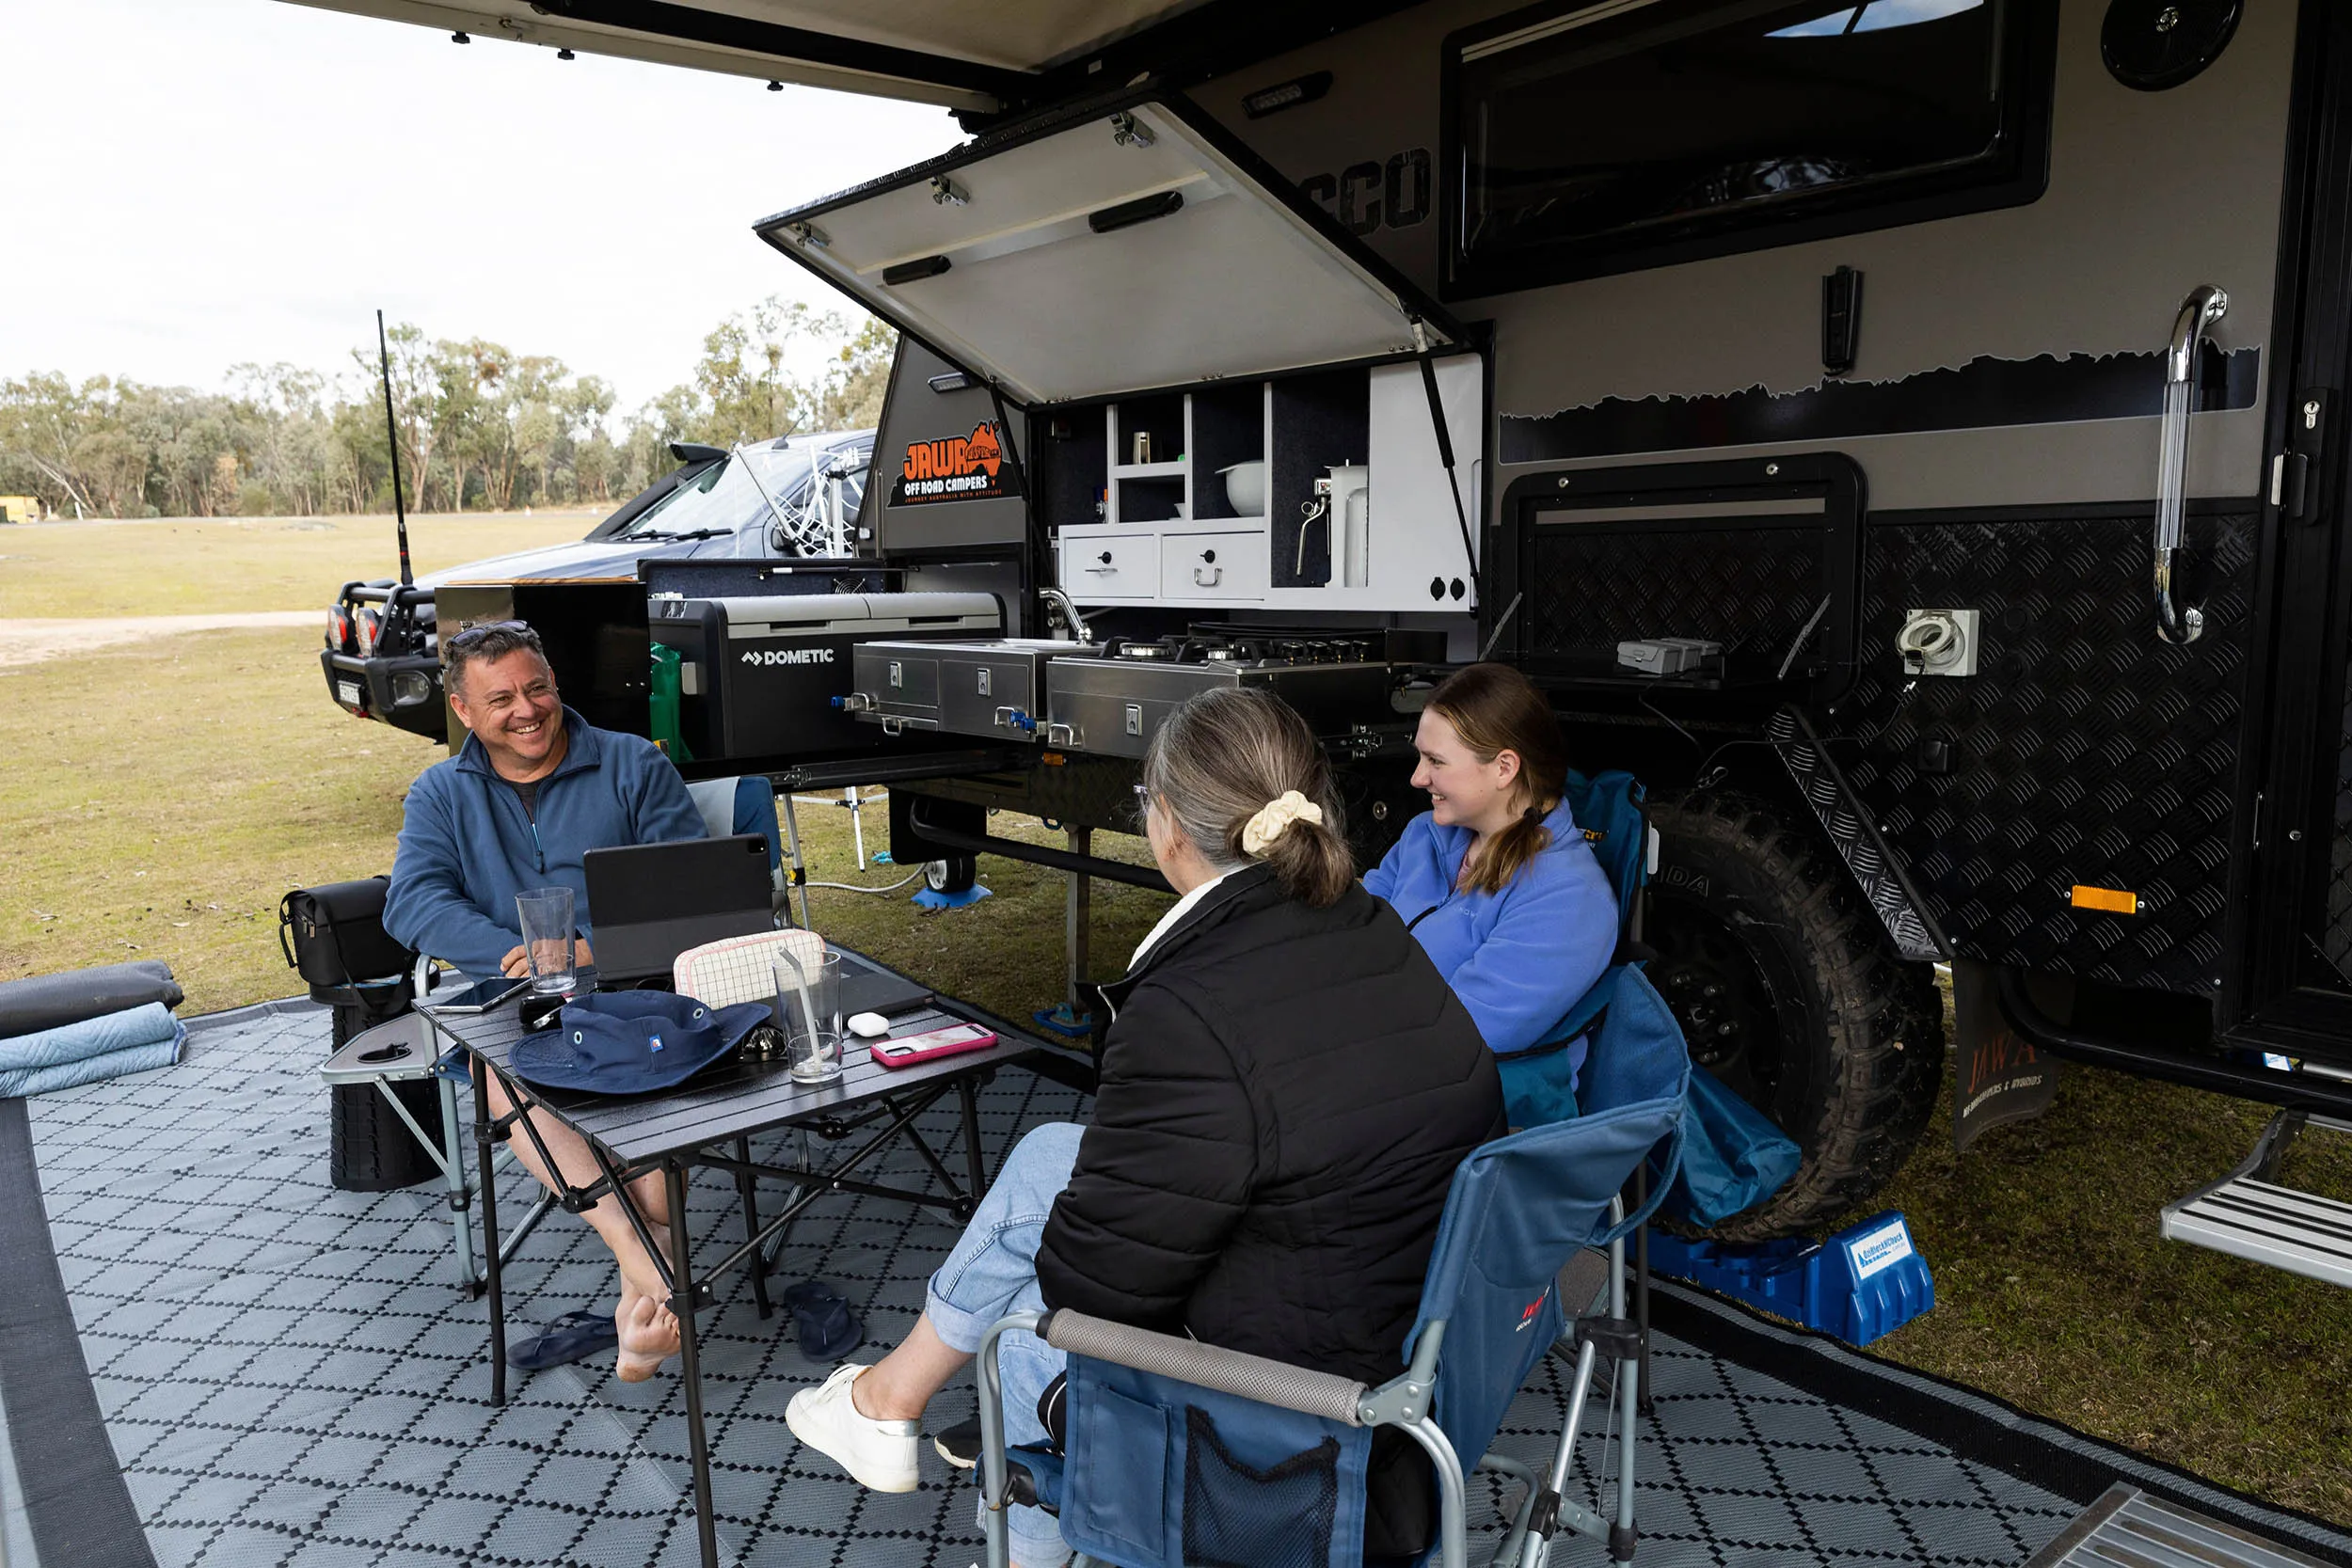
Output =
[{"x1": 1, "y1": 0, "x2": 963, "y2": 407}]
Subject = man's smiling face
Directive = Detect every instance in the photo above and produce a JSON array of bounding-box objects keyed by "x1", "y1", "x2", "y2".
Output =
[{"x1": 450, "y1": 647, "x2": 566, "y2": 779}]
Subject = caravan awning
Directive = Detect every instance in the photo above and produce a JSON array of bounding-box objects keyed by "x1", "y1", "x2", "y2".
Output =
[
  {"x1": 752, "y1": 95, "x2": 1470, "y2": 405},
  {"x1": 274, "y1": 0, "x2": 1218, "y2": 109}
]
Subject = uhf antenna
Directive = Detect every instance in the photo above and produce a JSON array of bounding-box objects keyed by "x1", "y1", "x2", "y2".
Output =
[{"x1": 375, "y1": 309, "x2": 414, "y2": 587}]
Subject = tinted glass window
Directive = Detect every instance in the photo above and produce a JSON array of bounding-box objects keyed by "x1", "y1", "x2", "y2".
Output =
[
  {"x1": 1450, "y1": 0, "x2": 2044, "y2": 292},
  {"x1": 624, "y1": 435, "x2": 874, "y2": 557}
]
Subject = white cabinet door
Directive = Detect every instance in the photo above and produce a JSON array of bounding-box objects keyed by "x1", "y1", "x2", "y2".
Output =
[{"x1": 1365, "y1": 357, "x2": 1484, "y2": 610}]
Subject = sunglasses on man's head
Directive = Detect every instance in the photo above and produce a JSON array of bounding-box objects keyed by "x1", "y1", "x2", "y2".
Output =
[{"x1": 444, "y1": 620, "x2": 530, "y2": 651}]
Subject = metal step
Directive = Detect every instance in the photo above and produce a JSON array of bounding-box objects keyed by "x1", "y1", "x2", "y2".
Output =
[
  {"x1": 2028, "y1": 1484, "x2": 2336, "y2": 1568},
  {"x1": 2160, "y1": 1112, "x2": 2352, "y2": 1289}
]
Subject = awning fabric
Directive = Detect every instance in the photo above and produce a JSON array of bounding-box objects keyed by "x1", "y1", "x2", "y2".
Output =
[{"x1": 276, "y1": 0, "x2": 1213, "y2": 108}]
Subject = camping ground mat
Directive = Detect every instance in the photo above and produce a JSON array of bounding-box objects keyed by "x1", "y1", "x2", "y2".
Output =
[{"x1": 8, "y1": 999, "x2": 2352, "y2": 1568}]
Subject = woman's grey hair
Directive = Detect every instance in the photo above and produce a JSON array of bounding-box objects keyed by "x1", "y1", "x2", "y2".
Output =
[
  {"x1": 441, "y1": 620, "x2": 551, "y2": 701},
  {"x1": 1140, "y1": 688, "x2": 1354, "y2": 907}
]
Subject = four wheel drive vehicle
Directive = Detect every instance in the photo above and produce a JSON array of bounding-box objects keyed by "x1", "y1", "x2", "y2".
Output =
[
  {"x1": 320, "y1": 430, "x2": 875, "y2": 738},
  {"x1": 301, "y1": 0, "x2": 2352, "y2": 1262}
]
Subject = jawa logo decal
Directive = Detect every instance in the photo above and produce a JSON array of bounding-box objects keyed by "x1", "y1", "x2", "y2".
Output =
[{"x1": 890, "y1": 420, "x2": 1023, "y2": 506}]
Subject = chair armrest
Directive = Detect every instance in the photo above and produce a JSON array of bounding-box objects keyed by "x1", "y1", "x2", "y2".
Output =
[
  {"x1": 1038, "y1": 1310, "x2": 1367, "y2": 1425},
  {"x1": 1594, "y1": 1116, "x2": 1686, "y2": 1247}
]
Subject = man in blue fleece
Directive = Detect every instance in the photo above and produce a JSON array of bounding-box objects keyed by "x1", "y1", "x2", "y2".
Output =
[
  {"x1": 385, "y1": 619, "x2": 706, "y2": 1379},
  {"x1": 384, "y1": 620, "x2": 704, "y2": 979}
]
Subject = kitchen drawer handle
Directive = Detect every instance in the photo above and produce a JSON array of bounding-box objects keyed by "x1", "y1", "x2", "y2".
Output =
[{"x1": 1192, "y1": 565, "x2": 1223, "y2": 587}]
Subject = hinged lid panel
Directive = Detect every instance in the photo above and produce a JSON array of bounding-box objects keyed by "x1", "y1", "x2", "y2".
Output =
[{"x1": 756, "y1": 95, "x2": 1468, "y2": 404}]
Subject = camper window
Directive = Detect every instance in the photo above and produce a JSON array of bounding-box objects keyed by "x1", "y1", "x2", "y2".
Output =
[{"x1": 1443, "y1": 0, "x2": 2054, "y2": 294}]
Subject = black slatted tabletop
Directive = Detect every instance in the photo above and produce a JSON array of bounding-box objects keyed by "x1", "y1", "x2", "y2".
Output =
[{"x1": 434, "y1": 948, "x2": 1050, "y2": 1167}]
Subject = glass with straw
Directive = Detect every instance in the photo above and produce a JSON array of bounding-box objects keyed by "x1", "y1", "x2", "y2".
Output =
[{"x1": 772, "y1": 944, "x2": 844, "y2": 1083}]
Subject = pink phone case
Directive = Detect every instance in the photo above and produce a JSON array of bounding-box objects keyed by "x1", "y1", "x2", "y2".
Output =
[{"x1": 869, "y1": 1022, "x2": 998, "y2": 1069}]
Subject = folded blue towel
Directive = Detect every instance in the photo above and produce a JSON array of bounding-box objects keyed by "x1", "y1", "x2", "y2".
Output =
[
  {"x1": 0, "y1": 1036, "x2": 183, "y2": 1099},
  {"x1": 0, "y1": 1002, "x2": 182, "y2": 1075}
]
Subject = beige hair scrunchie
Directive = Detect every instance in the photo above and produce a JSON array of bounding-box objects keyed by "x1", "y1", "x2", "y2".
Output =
[{"x1": 1242, "y1": 789, "x2": 1324, "y2": 856}]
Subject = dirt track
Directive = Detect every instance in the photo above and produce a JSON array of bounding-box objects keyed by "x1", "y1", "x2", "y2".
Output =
[{"x1": 0, "y1": 611, "x2": 321, "y2": 669}]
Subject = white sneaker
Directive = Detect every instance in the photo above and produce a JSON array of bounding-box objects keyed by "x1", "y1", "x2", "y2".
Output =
[{"x1": 786, "y1": 1364, "x2": 920, "y2": 1493}]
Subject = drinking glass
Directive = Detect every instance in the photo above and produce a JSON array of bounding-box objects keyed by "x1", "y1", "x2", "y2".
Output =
[
  {"x1": 772, "y1": 945, "x2": 844, "y2": 1084},
  {"x1": 515, "y1": 887, "x2": 577, "y2": 996}
]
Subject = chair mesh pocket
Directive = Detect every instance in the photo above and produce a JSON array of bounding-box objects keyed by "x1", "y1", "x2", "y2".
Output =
[{"x1": 1180, "y1": 1405, "x2": 1341, "y2": 1568}]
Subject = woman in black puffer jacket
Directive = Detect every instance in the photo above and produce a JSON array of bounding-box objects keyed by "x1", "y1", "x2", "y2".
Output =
[{"x1": 786, "y1": 688, "x2": 1502, "y2": 1565}]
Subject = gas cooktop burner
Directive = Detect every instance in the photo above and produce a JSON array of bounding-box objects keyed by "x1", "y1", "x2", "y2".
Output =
[{"x1": 1103, "y1": 633, "x2": 1383, "y2": 666}]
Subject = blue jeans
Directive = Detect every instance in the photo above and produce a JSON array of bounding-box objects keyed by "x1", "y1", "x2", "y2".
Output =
[{"x1": 926, "y1": 1121, "x2": 1085, "y2": 1568}]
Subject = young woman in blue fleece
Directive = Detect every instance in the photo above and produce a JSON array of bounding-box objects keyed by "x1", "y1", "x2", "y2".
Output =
[{"x1": 1363, "y1": 662, "x2": 1618, "y2": 1124}]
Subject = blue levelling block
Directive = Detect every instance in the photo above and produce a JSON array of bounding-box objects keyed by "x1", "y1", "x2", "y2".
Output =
[
  {"x1": 911, "y1": 884, "x2": 993, "y2": 911},
  {"x1": 1646, "y1": 1210, "x2": 1934, "y2": 1346},
  {"x1": 1031, "y1": 1005, "x2": 1096, "y2": 1039}
]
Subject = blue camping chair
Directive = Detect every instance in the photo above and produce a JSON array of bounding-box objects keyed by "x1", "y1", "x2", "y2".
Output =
[
  {"x1": 1526, "y1": 770, "x2": 1801, "y2": 1231},
  {"x1": 975, "y1": 974, "x2": 1691, "y2": 1568}
]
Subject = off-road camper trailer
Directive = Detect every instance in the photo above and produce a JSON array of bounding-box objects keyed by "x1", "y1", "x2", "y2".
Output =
[{"x1": 285, "y1": 0, "x2": 2352, "y2": 1259}]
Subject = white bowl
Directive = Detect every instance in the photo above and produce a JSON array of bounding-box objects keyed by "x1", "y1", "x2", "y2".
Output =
[{"x1": 1218, "y1": 460, "x2": 1266, "y2": 517}]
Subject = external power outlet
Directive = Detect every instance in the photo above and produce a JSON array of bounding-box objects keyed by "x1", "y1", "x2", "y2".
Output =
[{"x1": 1897, "y1": 609, "x2": 1980, "y2": 677}]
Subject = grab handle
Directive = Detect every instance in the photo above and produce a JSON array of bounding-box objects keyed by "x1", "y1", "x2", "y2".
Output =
[{"x1": 2155, "y1": 284, "x2": 2228, "y2": 644}]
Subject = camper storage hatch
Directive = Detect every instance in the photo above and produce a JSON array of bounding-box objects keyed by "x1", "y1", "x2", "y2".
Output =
[{"x1": 755, "y1": 91, "x2": 1490, "y2": 620}]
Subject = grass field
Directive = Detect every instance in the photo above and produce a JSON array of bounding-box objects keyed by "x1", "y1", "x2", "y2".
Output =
[
  {"x1": 0, "y1": 510, "x2": 601, "y2": 618},
  {"x1": 0, "y1": 518, "x2": 2347, "y2": 1526}
]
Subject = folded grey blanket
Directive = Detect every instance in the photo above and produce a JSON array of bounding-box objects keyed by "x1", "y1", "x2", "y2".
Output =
[{"x1": 0, "y1": 960, "x2": 183, "y2": 1038}]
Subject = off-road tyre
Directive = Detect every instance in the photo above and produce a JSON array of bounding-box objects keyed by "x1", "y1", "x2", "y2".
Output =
[
  {"x1": 1645, "y1": 789, "x2": 1945, "y2": 1240},
  {"x1": 926, "y1": 854, "x2": 978, "y2": 895}
]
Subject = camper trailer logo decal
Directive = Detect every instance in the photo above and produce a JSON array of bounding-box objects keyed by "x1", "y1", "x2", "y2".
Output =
[{"x1": 890, "y1": 420, "x2": 1022, "y2": 507}]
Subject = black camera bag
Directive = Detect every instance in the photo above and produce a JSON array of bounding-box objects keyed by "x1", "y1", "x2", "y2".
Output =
[{"x1": 279, "y1": 876, "x2": 414, "y2": 987}]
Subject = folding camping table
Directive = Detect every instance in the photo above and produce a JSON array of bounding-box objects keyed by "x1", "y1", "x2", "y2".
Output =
[{"x1": 432, "y1": 948, "x2": 1055, "y2": 1568}]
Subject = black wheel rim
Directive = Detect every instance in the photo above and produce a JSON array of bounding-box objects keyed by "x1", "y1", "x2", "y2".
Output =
[{"x1": 1647, "y1": 889, "x2": 1788, "y2": 1114}]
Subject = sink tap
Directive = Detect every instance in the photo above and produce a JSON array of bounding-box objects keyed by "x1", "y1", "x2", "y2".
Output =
[{"x1": 1039, "y1": 586, "x2": 1092, "y2": 644}]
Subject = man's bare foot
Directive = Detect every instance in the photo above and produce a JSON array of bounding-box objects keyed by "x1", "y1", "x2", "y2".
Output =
[
  {"x1": 616, "y1": 1294, "x2": 679, "y2": 1382},
  {"x1": 613, "y1": 1220, "x2": 674, "y2": 1308}
]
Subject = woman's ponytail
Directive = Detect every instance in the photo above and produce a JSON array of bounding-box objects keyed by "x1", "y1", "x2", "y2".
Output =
[{"x1": 1248, "y1": 800, "x2": 1355, "y2": 908}]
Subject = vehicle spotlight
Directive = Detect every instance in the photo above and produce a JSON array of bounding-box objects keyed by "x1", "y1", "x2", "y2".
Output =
[{"x1": 390, "y1": 672, "x2": 436, "y2": 707}]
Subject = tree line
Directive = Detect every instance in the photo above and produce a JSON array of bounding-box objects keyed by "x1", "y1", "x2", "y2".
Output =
[{"x1": 0, "y1": 298, "x2": 893, "y2": 520}]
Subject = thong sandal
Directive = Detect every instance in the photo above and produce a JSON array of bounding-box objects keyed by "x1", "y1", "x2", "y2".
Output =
[
  {"x1": 779, "y1": 1280, "x2": 865, "y2": 1362},
  {"x1": 506, "y1": 1307, "x2": 620, "y2": 1371}
]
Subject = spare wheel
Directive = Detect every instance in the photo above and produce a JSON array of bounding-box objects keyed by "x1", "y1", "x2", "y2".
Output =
[{"x1": 1645, "y1": 789, "x2": 1945, "y2": 1241}]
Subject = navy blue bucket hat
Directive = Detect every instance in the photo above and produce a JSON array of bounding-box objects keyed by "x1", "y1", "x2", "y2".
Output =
[{"x1": 509, "y1": 991, "x2": 770, "y2": 1095}]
